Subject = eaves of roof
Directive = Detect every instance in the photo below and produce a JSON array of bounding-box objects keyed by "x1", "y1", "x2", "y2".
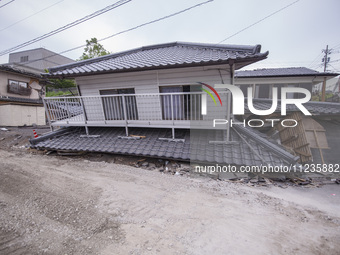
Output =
[
  {"x1": 0, "y1": 96, "x2": 43, "y2": 105},
  {"x1": 236, "y1": 73, "x2": 338, "y2": 79},
  {"x1": 0, "y1": 65, "x2": 42, "y2": 79}
]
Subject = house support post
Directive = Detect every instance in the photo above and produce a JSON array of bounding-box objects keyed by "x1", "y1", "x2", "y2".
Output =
[
  {"x1": 171, "y1": 94, "x2": 175, "y2": 139},
  {"x1": 85, "y1": 126, "x2": 89, "y2": 135},
  {"x1": 122, "y1": 95, "x2": 129, "y2": 136},
  {"x1": 79, "y1": 97, "x2": 88, "y2": 125},
  {"x1": 64, "y1": 97, "x2": 71, "y2": 124},
  {"x1": 42, "y1": 98, "x2": 53, "y2": 131}
]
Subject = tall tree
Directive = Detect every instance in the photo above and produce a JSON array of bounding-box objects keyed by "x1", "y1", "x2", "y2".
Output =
[{"x1": 78, "y1": 37, "x2": 111, "y2": 61}]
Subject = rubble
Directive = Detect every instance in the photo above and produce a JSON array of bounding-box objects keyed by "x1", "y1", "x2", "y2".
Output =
[
  {"x1": 1, "y1": 127, "x2": 339, "y2": 188},
  {"x1": 21, "y1": 149, "x2": 340, "y2": 187}
]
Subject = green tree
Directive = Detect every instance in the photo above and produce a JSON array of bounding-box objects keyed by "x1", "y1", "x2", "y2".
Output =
[
  {"x1": 78, "y1": 37, "x2": 111, "y2": 61},
  {"x1": 44, "y1": 69, "x2": 77, "y2": 97}
]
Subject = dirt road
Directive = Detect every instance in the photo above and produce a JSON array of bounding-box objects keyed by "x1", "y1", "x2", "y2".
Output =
[{"x1": 0, "y1": 148, "x2": 340, "y2": 255}]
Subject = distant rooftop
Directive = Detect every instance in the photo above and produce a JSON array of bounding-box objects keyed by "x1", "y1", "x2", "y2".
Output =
[
  {"x1": 8, "y1": 48, "x2": 74, "y2": 74},
  {"x1": 44, "y1": 41, "x2": 269, "y2": 78},
  {"x1": 236, "y1": 67, "x2": 338, "y2": 78}
]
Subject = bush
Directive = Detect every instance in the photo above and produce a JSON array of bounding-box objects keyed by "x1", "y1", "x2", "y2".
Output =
[{"x1": 45, "y1": 90, "x2": 73, "y2": 97}]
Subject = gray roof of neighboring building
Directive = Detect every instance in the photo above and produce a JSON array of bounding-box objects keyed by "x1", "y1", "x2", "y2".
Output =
[
  {"x1": 0, "y1": 64, "x2": 42, "y2": 79},
  {"x1": 30, "y1": 125, "x2": 298, "y2": 166},
  {"x1": 235, "y1": 67, "x2": 338, "y2": 78},
  {"x1": 245, "y1": 98, "x2": 340, "y2": 115},
  {"x1": 9, "y1": 47, "x2": 74, "y2": 61},
  {"x1": 0, "y1": 95, "x2": 43, "y2": 105},
  {"x1": 8, "y1": 48, "x2": 75, "y2": 74},
  {"x1": 44, "y1": 42, "x2": 268, "y2": 78}
]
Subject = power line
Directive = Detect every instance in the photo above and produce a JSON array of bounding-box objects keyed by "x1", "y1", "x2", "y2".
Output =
[
  {"x1": 97, "y1": 0, "x2": 214, "y2": 45},
  {"x1": 309, "y1": 47, "x2": 340, "y2": 70},
  {"x1": 309, "y1": 63, "x2": 324, "y2": 70},
  {"x1": 0, "y1": 0, "x2": 64, "y2": 32},
  {"x1": 327, "y1": 64, "x2": 340, "y2": 73},
  {"x1": 0, "y1": 0, "x2": 15, "y2": 9},
  {"x1": 329, "y1": 59, "x2": 340, "y2": 63},
  {"x1": 218, "y1": 0, "x2": 300, "y2": 44},
  {"x1": 308, "y1": 52, "x2": 324, "y2": 68},
  {"x1": 330, "y1": 41, "x2": 340, "y2": 49},
  {"x1": 0, "y1": 0, "x2": 132, "y2": 56},
  {"x1": 17, "y1": 0, "x2": 214, "y2": 68},
  {"x1": 332, "y1": 46, "x2": 340, "y2": 50}
]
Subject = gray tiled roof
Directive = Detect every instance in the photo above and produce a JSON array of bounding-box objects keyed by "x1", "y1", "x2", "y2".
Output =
[
  {"x1": 190, "y1": 126, "x2": 298, "y2": 165},
  {"x1": 30, "y1": 126, "x2": 298, "y2": 166},
  {"x1": 235, "y1": 67, "x2": 338, "y2": 78},
  {"x1": 44, "y1": 42, "x2": 268, "y2": 78},
  {"x1": 0, "y1": 95, "x2": 43, "y2": 105},
  {"x1": 245, "y1": 98, "x2": 340, "y2": 115},
  {"x1": 0, "y1": 64, "x2": 42, "y2": 79}
]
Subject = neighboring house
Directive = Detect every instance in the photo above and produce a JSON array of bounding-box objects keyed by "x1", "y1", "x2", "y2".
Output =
[
  {"x1": 313, "y1": 77, "x2": 340, "y2": 102},
  {"x1": 234, "y1": 67, "x2": 340, "y2": 166},
  {"x1": 0, "y1": 48, "x2": 74, "y2": 126},
  {"x1": 235, "y1": 67, "x2": 338, "y2": 99},
  {"x1": 242, "y1": 98, "x2": 340, "y2": 165},
  {"x1": 313, "y1": 76, "x2": 340, "y2": 93},
  {"x1": 30, "y1": 41, "x2": 302, "y2": 167},
  {"x1": 0, "y1": 65, "x2": 45, "y2": 126},
  {"x1": 7, "y1": 48, "x2": 74, "y2": 74}
]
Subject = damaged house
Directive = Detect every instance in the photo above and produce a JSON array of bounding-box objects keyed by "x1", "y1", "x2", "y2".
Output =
[
  {"x1": 234, "y1": 67, "x2": 340, "y2": 165},
  {"x1": 0, "y1": 48, "x2": 75, "y2": 127},
  {"x1": 31, "y1": 42, "x2": 305, "y2": 167},
  {"x1": 0, "y1": 65, "x2": 45, "y2": 126}
]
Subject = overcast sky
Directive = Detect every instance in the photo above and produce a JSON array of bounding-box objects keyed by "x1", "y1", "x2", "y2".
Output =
[{"x1": 0, "y1": 0, "x2": 339, "y2": 72}]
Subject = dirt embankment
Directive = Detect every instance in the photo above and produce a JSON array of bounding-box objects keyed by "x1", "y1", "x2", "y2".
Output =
[{"x1": 0, "y1": 146, "x2": 339, "y2": 255}]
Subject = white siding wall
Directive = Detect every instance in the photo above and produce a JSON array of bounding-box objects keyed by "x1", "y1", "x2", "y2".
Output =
[
  {"x1": 75, "y1": 65, "x2": 231, "y2": 122},
  {"x1": 0, "y1": 104, "x2": 45, "y2": 126}
]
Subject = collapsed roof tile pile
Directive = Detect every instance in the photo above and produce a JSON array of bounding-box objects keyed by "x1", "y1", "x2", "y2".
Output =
[{"x1": 30, "y1": 126, "x2": 298, "y2": 166}]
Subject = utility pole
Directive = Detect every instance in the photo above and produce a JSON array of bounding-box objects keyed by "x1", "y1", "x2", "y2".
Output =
[{"x1": 321, "y1": 45, "x2": 331, "y2": 101}]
